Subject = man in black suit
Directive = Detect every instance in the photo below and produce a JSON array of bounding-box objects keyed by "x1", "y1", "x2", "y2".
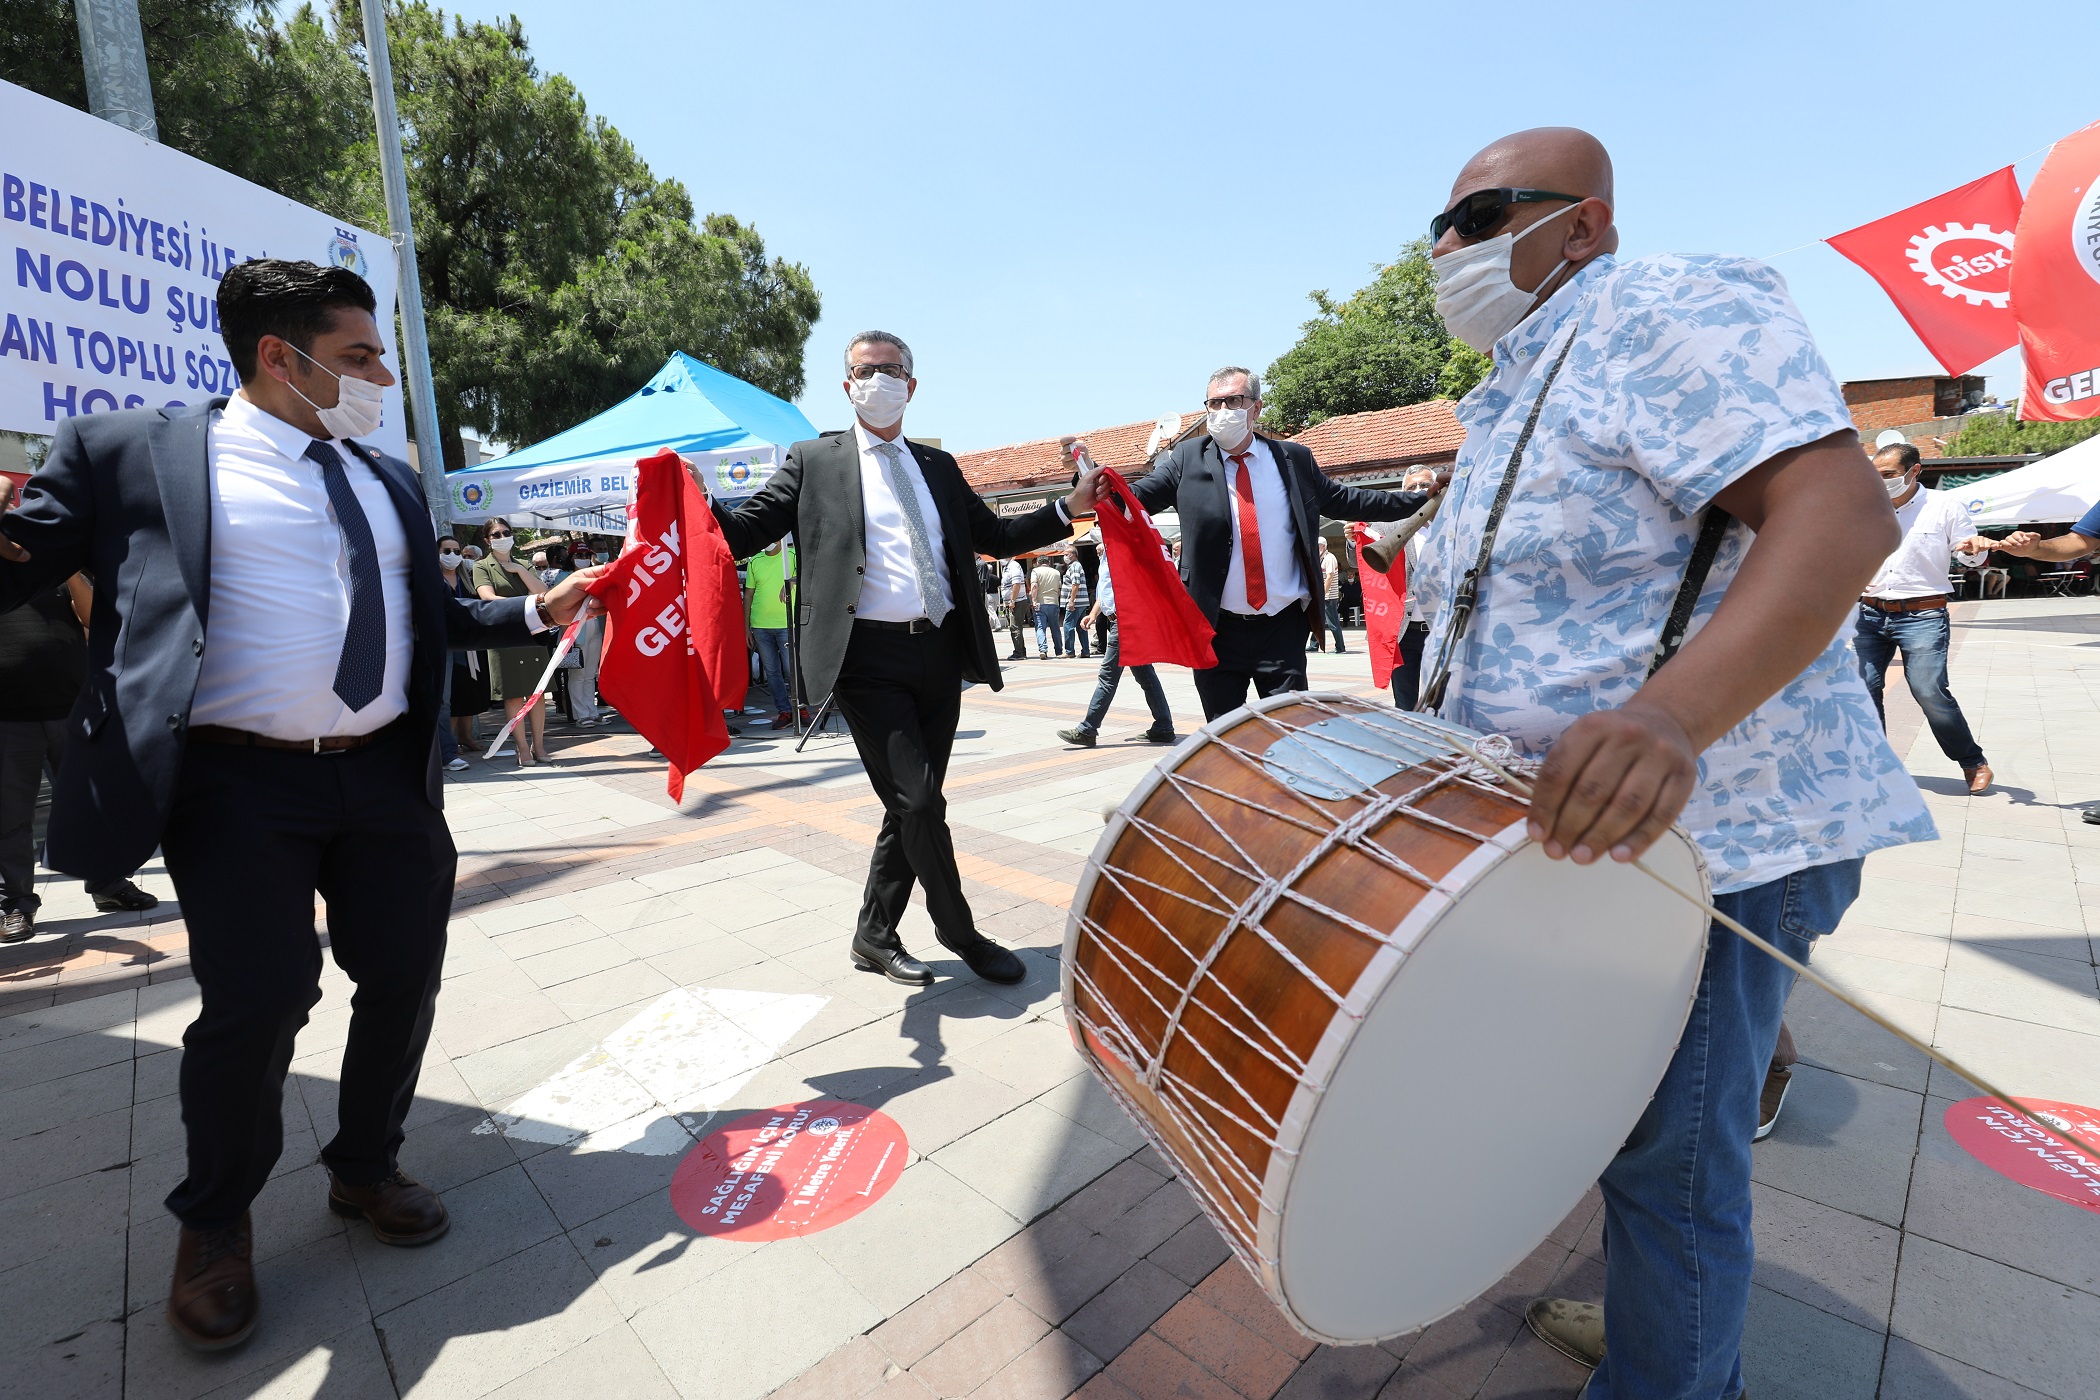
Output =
[
  {"x1": 0, "y1": 261, "x2": 604, "y2": 1352},
  {"x1": 711, "y1": 331, "x2": 1098, "y2": 988},
  {"x1": 1121, "y1": 367, "x2": 1433, "y2": 719}
]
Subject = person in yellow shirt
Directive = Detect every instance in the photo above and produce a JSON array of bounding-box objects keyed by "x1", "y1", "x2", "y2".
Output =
[{"x1": 746, "y1": 540, "x2": 798, "y2": 729}]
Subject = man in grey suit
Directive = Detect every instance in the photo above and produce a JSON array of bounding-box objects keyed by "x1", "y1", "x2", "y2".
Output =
[{"x1": 711, "y1": 332, "x2": 1100, "y2": 987}]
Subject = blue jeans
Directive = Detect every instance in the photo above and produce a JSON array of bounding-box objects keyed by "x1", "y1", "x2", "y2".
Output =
[
  {"x1": 752, "y1": 627, "x2": 792, "y2": 714},
  {"x1": 1587, "y1": 857, "x2": 1863, "y2": 1400},
  {"x1": 1077, "y1": 619, "x2": 1174, "y2": 737},
  {"x1": 1852, "y1": 606, "x2": 1984, "y2": 768},
  {"x1": 437, "y1": 662, "x2": 459, "y2": 764},
  {"x1": 1035, "y1": 603, "x2": 1064, "y2": 656},
  {"x1": 1063, "y1": 607, "x2": 1091, "y2": 659}
]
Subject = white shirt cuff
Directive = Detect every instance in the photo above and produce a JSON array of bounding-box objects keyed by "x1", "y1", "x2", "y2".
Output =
[
  {"x1": 1054, "y1": 497, "x2": 1072, "y2": 524},
  {"x1": 522, "y1": 594, "x2": 550, "y2": 633}
]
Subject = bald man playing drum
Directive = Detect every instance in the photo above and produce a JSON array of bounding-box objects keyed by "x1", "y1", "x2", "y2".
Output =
[{"x1": 1412, "y1": 128, "x2": 1932, "y2": 1397}]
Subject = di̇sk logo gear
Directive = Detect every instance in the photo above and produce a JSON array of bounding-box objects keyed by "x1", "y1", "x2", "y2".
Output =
[{"x1": 1907, "y1": 222, "x2": 2016, "y2": 308}]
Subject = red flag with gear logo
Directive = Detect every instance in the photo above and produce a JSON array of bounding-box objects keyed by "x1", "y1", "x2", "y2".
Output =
[
  {"x1": 2013, "y1": 121, "x2": 2100, "y2": 422},
  {"x1": 1347, "y1": 523, "x2": 1403, "y2": 691},
  {"x1": 1827, "y1": 167, "x2": 2021, "y2": 377},
  {"x1": 585, "y1": 448, "x2": 744, "y2": 801}
]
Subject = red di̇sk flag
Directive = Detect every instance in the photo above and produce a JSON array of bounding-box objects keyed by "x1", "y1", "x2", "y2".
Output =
[
  {"x1": 585, "y1": 448, "x2": 745, "y2": 801},
  {"x1": 1827, "y1": 167, "x2": 2022, "y2": 377},
  {"x1": 2014, "y1": 121, "x2": 2100, "y2": 422},
  {"x1": 1090, "y1": 466, "x2": 1215, "y2": 669},
  {"x1": 1347, "y1": 523, "x2": 1403, "y2": 691}
]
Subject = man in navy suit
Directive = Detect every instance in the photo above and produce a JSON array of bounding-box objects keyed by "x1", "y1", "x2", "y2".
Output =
[{"x1": 0, "y1": 260, "x2": 605, "y2": 1352}]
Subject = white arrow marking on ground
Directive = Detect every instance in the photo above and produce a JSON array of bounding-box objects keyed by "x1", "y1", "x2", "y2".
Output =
[{"x1": 475, "y1": 986, "x2": 829, "y2": 1156}]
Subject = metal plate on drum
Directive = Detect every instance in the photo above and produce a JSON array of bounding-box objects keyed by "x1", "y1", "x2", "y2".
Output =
[{"x1": 1261, "y1": 710, "x2": 1482, "y2": 799}]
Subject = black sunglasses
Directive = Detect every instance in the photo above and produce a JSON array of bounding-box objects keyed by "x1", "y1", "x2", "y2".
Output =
[{"x1": 1431, "y1": 188, "x2": 1583, "y2": 241}]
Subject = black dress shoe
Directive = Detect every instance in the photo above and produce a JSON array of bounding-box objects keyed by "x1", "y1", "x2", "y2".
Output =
[
  {"x1": 90, "y1": 877, "x2": 159, "y2": 912},
  {"x1": 850, "y1": 934, "x2": 934, "y2": 986},
  {"x1": 944, "y1": 936, "x2": 1027, "y2": 985}
]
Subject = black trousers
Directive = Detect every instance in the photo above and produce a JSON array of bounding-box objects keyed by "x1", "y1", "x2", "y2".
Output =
[
  {"x1": 160, "y1": 730, "x2": 454, "y2": 1230},
  {"x1": 0, "y1": 718, "x2": 129, "y2": 914},
  {"x1": 831, "y1": 619, "x2": 977, "y2": 950},
  {"x1": 1193, "y1": 603, "x2": 1312, "y2": 721},
  {"x1": 1392, "y1": 620, "x2": 1430, "y2": 710}
]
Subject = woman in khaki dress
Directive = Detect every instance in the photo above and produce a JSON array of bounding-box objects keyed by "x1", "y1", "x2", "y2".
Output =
[{"x1": 472, "y1": 518, "x2": 554, "y2": 767}]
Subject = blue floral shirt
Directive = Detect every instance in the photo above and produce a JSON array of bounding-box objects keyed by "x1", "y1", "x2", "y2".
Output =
[{"x1": 1415, "y1": 253, "x2": 1935, "y2": 893}]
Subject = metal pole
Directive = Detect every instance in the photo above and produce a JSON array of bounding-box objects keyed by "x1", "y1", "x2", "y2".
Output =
[
  {"x1": 358, "y1": 0, "x2": 450, "y2": 533},
  {"x1": 74, "y1": 0, "x2": 158, "y2": 139}
]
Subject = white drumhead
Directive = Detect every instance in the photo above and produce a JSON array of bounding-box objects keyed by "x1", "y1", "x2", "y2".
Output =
[{"x1": 1275, "y1": 825, "x2": 1708, "y2": 1341}]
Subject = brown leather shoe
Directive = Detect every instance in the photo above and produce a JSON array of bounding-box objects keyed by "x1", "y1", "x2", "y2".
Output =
[
  {"x1": 327, "y1": 1170, "x2": 450, "y2": 1246},
  {"x1": 1964, "y1": 763, "x2": 1993, "y2": 795},
  {"x1": 168, "y1": 1214, "x2": 258, "y2": 1352}
]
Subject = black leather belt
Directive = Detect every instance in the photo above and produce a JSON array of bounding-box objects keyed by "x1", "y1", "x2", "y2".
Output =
[
  {"x1": 854, "y1": 616, "x2": 941, "y2": 633},
  {"x1": 188, "y1": 717, "x2": 407, "y2": 753}
]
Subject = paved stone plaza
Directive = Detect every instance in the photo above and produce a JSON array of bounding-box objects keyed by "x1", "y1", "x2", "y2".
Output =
[{"x1": 4, "y1": 600, "x2": 2098, "y2": 1399}]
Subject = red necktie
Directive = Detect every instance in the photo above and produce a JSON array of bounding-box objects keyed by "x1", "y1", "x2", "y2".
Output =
[{"x1": 1230, "y1": 452, "x2": 1267, "y2": 611}]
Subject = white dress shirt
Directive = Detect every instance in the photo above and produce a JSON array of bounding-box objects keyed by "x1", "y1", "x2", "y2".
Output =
[
  {"x1": 853, "y1": 421, "x2": 955, "y2": 622},
  {"x1": 1863, "y1": 485, "x2": 1987, "y2": 601},
  {"x1": 190, "y1": 394, "x2": 537, "y2": 740},
  {"x1": 1218, "y1": 435, "x2": 1309, "y2": 615}
]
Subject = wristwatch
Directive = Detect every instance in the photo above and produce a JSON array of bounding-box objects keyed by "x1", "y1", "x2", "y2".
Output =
[{"x1": 532, "y1": 594, "x2": 554, "y2": 629}]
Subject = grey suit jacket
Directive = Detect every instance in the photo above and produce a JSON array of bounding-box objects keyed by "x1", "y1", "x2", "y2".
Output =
[{"x1": 712, "y1": 431, "x2": 1072, "y2": 702}]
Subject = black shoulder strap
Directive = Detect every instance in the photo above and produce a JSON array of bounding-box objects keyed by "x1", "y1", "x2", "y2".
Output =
[{"x1": 1647, "y1": 507, "x2": 1733, "y2": 677}]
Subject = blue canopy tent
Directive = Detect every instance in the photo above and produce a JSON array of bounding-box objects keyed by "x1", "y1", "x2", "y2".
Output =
[{"x1": 442, "y1": 352, "x2": 819, "y2": 530}]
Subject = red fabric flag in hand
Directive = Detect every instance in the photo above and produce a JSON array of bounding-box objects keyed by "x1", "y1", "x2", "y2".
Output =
[
  {"x1": 586, "y1": 448, "x2": 745, "y2": 801},
  {"x1": 1091, "y1": 466, "x2": 1215, "y2": 669},
  {"x1": 1349, "y1": 522, "x2": 1403, "y2": 691},
  {"x1": 2013, "y1": 121, "x2": 2100, "y2": 422}
]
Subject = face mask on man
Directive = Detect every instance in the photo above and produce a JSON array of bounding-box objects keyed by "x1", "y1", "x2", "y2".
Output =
[
  {"x1": 849, "y1": 372, "x2": 911, "y2": 430},
  {"x1": 1206, "y1": 406, "x2": 1251, "y2": 446},
  {"x1": 1885, "y1": 472, "x2": 1914, "y2": 499},
  {"x1": 1432, "y1": 202, "x2": 1583, "y2": 355},
  {"x1": 438, "y1": 550, "x2": 463, "y2": 570},
  {"x1": 284, "y1": 343, "x2": 387, "y2": 440}
]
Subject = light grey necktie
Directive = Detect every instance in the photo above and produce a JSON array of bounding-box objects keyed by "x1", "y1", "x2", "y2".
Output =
[{"x1": 875, "y1": 440, "x2": 950, "y2": 626}]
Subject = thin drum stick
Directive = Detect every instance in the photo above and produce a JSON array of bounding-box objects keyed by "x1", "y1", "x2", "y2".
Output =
[{"x1": 1446, "y1": 735, "x2": 2100, "y2": 1167}]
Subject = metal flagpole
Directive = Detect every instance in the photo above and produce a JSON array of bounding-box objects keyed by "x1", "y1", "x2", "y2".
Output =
[
  {"x1": 358, "y1": 0, "x2": 450, "y2": 533},
  {"x1": 73, "y1": 0, "x2": 157, "y2": 139}
]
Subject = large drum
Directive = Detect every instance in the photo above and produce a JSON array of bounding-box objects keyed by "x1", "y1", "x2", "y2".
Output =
[{"x1": 1062, "y1": 693, "x2": 1710, "y2": 1343}]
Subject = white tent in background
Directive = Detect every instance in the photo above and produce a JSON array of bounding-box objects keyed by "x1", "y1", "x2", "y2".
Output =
[{"x1": 1956, "y1": 434, "x2": 2100, "y2": 526}]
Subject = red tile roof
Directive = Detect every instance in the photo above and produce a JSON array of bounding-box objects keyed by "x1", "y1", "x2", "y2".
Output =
[
  {"x1": 958, "y1": 400, "x2": 1465, "y2": 497},
  {"x1": 1291, "y1": 401, "x2": 1464, "y2": 478},
  {"x1": 955, "y1": 412, "x2": 1204, "y2": 495}
]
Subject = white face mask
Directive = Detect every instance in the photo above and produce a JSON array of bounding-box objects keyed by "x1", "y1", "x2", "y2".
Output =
[
  {"x1": 1206, "y1": 406, "x2": 1251, "y2": 447},
  {"x1": 286, "y1": 343, "x2": 387, "y2": 440},
  {"x1": 438, "y1": 550, "x2": 462, "y2": 569},
  {"x1": 848, "y1": 371, "x2": 911, "y2": 430},
  {"x1": 490, "y1": 536, "x2": 515, "y2": 557},
  {"x1": 1884, "y1": 472, "x2": 1914, "y2": 499},
  {"x1": 1432, "y1": 202, "x2": 1582, "y2": 355}
]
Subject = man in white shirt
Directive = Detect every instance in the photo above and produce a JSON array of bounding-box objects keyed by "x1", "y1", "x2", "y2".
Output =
[
  {"x1": 1856, "y1": 443, "x2": 1994, "y2": 794},
  {"x1": 1121, "y1": 368, "x2": 1430, "y2": 719},
  {"x1": 1001, "y1": 555, "x2": 1030, "y2": 659},
  {"x1": 711, "y1": 332, "x2": 1101, "y2": 988},
  {"x1": 0, "y1": 260, "x2": 605, "y2": 1352}
]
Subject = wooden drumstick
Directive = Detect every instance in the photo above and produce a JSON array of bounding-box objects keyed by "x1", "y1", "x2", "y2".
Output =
[
  {"x1": 1360, "y1": 492, "x2": 1442, "y2": 575},
  {"x1": 1448, "y1": 734, "x2": 2100, "y2": 1167}
]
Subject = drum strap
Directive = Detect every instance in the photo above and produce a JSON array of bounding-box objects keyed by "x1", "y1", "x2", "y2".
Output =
[
  {"x1": 1418, "y1": 324, "x2": 1581, "y2": 714},
  {"x1": 1646, "y1": 506, "x2": 1735, "y2": 677}
]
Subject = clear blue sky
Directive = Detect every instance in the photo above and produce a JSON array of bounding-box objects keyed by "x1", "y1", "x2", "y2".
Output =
[{"x1": 445, "y1": 0, "x2": 2096, "y2": 453}]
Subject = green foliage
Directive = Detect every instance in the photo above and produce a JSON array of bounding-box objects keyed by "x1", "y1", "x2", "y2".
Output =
[
  {"x1": 1941, "y1": 411, "x2": 2100, "y2": 460},
  {"x1": 1262, "y1": 238, "x2": 1487, "y2": 434},
  {"x1": 2, "y1": 2, "x2": 819, "y2": 471}
]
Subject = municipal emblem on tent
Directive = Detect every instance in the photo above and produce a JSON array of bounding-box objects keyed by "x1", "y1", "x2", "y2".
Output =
[
  {"x1": 325, "y1": 228, "x2": 369, "y2": 279},
  {"x1": 454, "y1": 480, "x2": 488, "y2": 512},
  {"x1": 717, "y1": 456, "x2": 757, "y2": 491}
]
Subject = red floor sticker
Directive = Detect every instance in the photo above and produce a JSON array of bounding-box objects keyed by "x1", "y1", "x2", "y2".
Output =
[
  {"x1": 1944, "y1": 1097, "x2": 2100, "y2": 1215},
  {"x1": 670, "y1": 1099, "x2": 907, "y2": 1240}
]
